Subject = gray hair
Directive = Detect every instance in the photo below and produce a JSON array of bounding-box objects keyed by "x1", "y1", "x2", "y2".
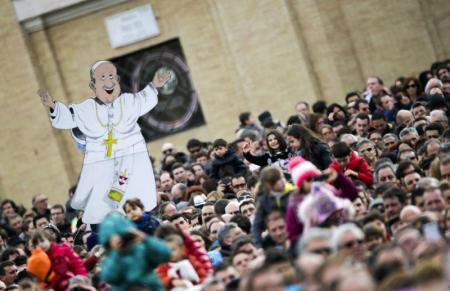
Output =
[
  {"x1": 218, "y1": 222, "x2": 239, "y2": 247},
  {"x1": 297, "y1": 227, "x2": 332, "y2": 254},
  {"x1": 331, "y1": 223, "x2": 364, "y2": 251},
  {"x1": 356, "y1": 138, "x2": 375, "y2": 151},
  {"x1": 417, "y1": 177, "x2": 440, "y2": 190},
  {"x1": 425, "y1": 78, "x2": 443, "y2": 95},
  {"x1": 399, "y1": 127, "x2": 418, "y2": 139},
  {"x1": 383, "y1": 133, "x2": 398, "y2": 142},
  {"x1": 373, "y1": 162, "x2": 396, "y2": 184},
  {"x1": 430, "y1": 110, "x2": 448, "y2": 122}
]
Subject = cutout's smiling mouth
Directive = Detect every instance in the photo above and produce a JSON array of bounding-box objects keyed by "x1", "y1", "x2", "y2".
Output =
[{"x1": 104, "y1": 88, "x2": 114, "y2": 94}]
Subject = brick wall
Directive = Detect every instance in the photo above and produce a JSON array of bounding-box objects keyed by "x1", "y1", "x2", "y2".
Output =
[{"x1": 1, "y1": 0, "x2": 450, "y2": 204}]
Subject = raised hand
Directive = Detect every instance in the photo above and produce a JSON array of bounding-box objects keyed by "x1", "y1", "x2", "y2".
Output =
[
  {"x1": 152, "y1": 70, "x2": 172, "y2": 88},
  {"x1": 37, "y1": 89, "x2": 55, "y2": 109}
]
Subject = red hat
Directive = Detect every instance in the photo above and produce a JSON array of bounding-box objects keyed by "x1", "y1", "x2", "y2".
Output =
[{"x1": 288, "y1": 157, "x2": 321, "y2": 188}]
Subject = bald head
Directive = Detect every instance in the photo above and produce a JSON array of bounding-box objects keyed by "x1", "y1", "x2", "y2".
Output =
[{"x1": 396, "y1": 110, "x2": 414, "y2": 127}]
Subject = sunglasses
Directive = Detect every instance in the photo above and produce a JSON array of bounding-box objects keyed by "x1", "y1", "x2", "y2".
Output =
[
  {"x1": 361, "y1": 147, "x2": 374, "y2": 153},
  {"x1": 310, "y1": 247, "x2": 332, "y2": 256},
  {"x1": 339, "y1": 239, "x2": 364, "y2": 249},
  {"x1": 406, "y1": 84, "x2": 417, "y2": 89},
  {"x1": 233, "y1": 183, "x2": 247, "y2": 189},
  {"x1": 162, "y1": 149, "x2": 173, "y2": 155}
]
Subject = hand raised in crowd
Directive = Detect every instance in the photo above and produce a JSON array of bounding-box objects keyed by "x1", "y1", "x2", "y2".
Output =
[
  {"x1": 344, "y1": 169, "x2": 358, "y2": 177},
  {"x1": 242, "y1": 142, "x2": 252, "y2": 153},
  {"x1": 37, "y1": 89, "x2": 55, "y2": 109}
]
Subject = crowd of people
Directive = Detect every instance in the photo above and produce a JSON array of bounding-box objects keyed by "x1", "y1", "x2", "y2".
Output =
[{"x1": 2, "y1": 60, "x2": 450, "y2": 291}]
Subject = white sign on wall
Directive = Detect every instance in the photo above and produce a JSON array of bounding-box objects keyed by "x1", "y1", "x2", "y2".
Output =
[{"x1": 105, "y1": 4, "x2": 160, "y2": 49}]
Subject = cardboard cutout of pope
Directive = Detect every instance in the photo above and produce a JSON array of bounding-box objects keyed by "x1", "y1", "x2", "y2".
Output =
[{"x1": 38, "y1": 61, "x2": 171, "y2": 224}]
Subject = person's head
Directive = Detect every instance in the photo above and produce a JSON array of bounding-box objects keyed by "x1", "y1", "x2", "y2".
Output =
[
  {"x1": 399, "y1": 205, "x2": 421, "y2": 225},
  {"x1": 31, "y1": 230, "x2": 52, "y2": 252},
  {"x1": 230, "y1": 250, "x2": 251, "y2": 274},
  {"x1": 396, "y1": 110, "x2": 414, "y2": 128},
  {"x1": 171, "y1": 183, "x2": 188, "y2": 201},
  {"x1": 357, "y1": 139, "x2": 377, "y2": 163},
  {"x1": 403, "y1": 171, "x2": 422, "y2": 193},
  {"x1": 295, "y1": 101, "x2": 310, "y2": 116},
  {"x1": 412, "y1": 102, "x2": 428, "y2": 119},
  {"x1": 165, "y1": 234, "x2": 186, "y2": 262},
  {"x1": 339, "y1": 133, "x2": 357, "y2": 149},
  {"x1": 398, "y1": 148, "x2": 418, "y2": 165},
  {"x1": 265, "y1": 130, "x2": 287, "y2": 153},
  {"x1": 374, "y1": 163, "x2": 398, "y2": 186},
  {"x1": 33, "y1": 214, "x2": 49, "y2": 230},
  {"x1": 439, "y1": 156, "x2": 450, "y2": 182},
  {"x1": 369, "y1": 131, "x2": 383, "y2": 147},
  {"x1": 168, "y1": 213, "x2": 190, "y2": 232},
  {"x1": 383, "y1": 133, "x2": 399, "y2": 152},
  {"x1": 331, "y1": 142, "x2": 352, "y2": 167},
  {"x1": 208, "y1": 219, "x2": 225, "y2": 242},
  {"x1": 239, "y1": 111, "x2": 253, "y2": 126},
  {"x1": 424, "y1": 139, "x2": 440, "y2": 158},
  {"x1": 257, "y1": 166, "x2": 285, "y2": 193},
  {"x1": 123, "y1": 198, "x2": 145, "y2": 221},
  {"x1": 231, "y1": 235, "x2": 259, "y2": 260},
  {"x1": 424, "y1": 123, "x2": 443, "y2": 141},
  {"x1": 32, "y1": 194, "x2": 48, "y2": 213},
  {"x1": 297, "y1": 227, "x2": 332, "y2": 257},
  {"x1": 383, "y1": 186, "x2": 406, "y2": 221},
  {"x1": 171, "y1": 164, "x2": 187, "y2": 184},
  {"x1": 356, "y1": 99, "x2": 370, "y2": 114},
  {"x1": 345, "y1": 91, "x2": 361, "y2": 104},
  {"x1": 89, "y1": 61, "x2": 121, "y2": 103},
  {"x1": 423, "y1": 187, "x2": 445, "y2": 213},
  {"x1": 367, "y1": 76, "x2": 384, "y2": 95},
  {"x1": 159, "y1": 172, "x2": 174, "y2": 193},
  {"x1": 239, "y1": 200, "x2": 256, "y2": 219},
  {"x1": 430, "y1": 109, "x2": 448, "y2": 129},
  {"x1": 50, "y1": 204, "x2": 65, "y2": 226},
  {"x1": 186, "y1": 139, "x2": 203, "y2": 156},
  {"x1": 217, "y1": 223, "x2": 243, "y2": 248},
  {"x1": 355, "y1": 113, "x2": 370, "y2": 136},
  {"x1": 214, "y1": 263, "x2": 239, "y2": 286},
  {"x1": 399, "y1": 127, "x2": 419, "y2": 149},
  {"x1": 1, "y1": 201, "x2": 18, "y2": 218},
  {"x1": 231, "y1": 175, "x2": 247, "y2": 194},
  {"x1": 321, "y1": 124, "x2": 337, "y2": 143},
  {"x1": 0, "y1": 261, "x2": 16, "y2": 286},
  {"x1": 5, "y1": 214, "x2": 22, "y2": 233},
  {"x1": 201, "y1": 202, "x2": 216, "y2": 225},
  {"x1": 265, "y1": 211, "x2": 288, "y2": 247},
  {"x1": 224, "y1": 200, "x2": 240, "y2": 216},
  {"x1": 379, "y1": 93, "x2": 394, "y2": 112},
  {"x1": 370, "y1": 112, "x2": 386, "y2": 132},
  {"x1": 436, "y1": 64, "x2": 450, "y2": 81},
  {"x1": 213, "y1": 139, "x2": 228, "y2": 158},
  {"x1": 332, "y1": 223, "x2": 365, "y2": 260},
  {"x1": 159, "y1": 201, "x2": 177, "y2": 219}
]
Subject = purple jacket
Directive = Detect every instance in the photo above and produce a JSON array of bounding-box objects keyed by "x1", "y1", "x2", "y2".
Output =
[{"x1": 286, "y1": 173, "x2": 358, "y2": 244}]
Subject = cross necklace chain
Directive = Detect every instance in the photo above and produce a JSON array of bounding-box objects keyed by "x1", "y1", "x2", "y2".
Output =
[{"x1": 95, "y1": 100, "x2": 123, "y2": 157}]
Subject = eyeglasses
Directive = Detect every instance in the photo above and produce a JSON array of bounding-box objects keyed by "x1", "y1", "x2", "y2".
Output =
[
  {"x1": 406, "y1": 84, "x2": 417, "y2": 89},
  {"x1": 339, "y1": 239, "x2": 364, "y2": 249},
  {"x1": 310, "y1": 247, "x2": 332, "y2": 256},
  {"x1": 360, "y1": 147, "x2": 374, "y2": 154}
]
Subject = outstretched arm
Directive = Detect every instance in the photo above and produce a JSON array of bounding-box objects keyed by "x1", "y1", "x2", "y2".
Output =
[
  {"x1": 38, "y1": 89, "x2": 77, "y2": 129},
  {"x1": 135, "y1": 70, "x2": 173, "y2": 116}
]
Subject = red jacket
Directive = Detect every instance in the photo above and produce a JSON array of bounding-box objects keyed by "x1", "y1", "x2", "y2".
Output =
[
  {"x1": 46, "y1": 242, "x2": 88, "y2": 291},
  {"x1": 329, "y1": 151, "x2": 373, "y2": 187}
]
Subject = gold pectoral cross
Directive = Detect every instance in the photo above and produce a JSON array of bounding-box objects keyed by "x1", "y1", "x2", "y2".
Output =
[{"x1": 103, "y1": 130, "x2": 117, "y2": 158}]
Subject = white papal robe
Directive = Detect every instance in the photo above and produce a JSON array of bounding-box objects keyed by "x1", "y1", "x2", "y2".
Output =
[{"x1": 49, "y1": 85, "x2": 158, "y2": 224}]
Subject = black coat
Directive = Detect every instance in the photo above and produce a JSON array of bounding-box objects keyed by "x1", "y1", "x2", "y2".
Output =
[{"x1": 210, "y1": 150, "x2": 247, "y2": 182}]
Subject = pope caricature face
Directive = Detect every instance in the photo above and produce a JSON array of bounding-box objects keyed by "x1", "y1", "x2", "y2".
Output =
[{"x1": 91, "y1": 62, "x2": 121, "y2": 103}]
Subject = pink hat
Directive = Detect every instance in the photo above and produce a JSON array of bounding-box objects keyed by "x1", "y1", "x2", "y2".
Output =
[
  {"x1": 288, "y1": 156, "x2": 321, "y2": 188},
  {"x1": 298, "y1": 182, "x2": 355, "y2": 229}
]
